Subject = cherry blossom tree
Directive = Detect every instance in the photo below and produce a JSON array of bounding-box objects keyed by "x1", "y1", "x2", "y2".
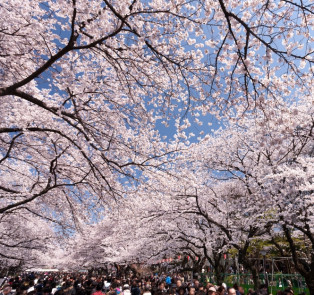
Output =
[
  {"x1": 54, "y1": 93, "x2": 314, "y2": 288},
  {"x1": 1, "y1": 0, "x2": 312, "y2": 213},
  {"x1": 0, "y1": 209, "x2": 58, "y2": 270},
  {"x1": 176, "y1": 94, "x2": 314, "y2": 291},
  {"x1": 1, "y1": 0, "x2": 313, "y2": 276},
  {"x1": 50, "y1": 93, "x2": 314, "y2": 289}
]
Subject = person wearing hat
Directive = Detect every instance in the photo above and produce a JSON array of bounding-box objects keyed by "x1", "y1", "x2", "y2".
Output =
[
  {"x1": 208, "y1": 287, "x2": 216, "y2": 295},
  {"x1": 122, "y1": 285, "x2": 131, "y2": 295}
]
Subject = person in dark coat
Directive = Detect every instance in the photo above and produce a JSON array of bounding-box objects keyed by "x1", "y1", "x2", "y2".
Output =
[{"x1": 131, "y1": 281, "x2": 140, "y2": 295}]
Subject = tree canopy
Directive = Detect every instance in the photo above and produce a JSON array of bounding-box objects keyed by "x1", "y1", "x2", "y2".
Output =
[{"x1": 0, "y1": 0, "x2": 313, "y2": 289}]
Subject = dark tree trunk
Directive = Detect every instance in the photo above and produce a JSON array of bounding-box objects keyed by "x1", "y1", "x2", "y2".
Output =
[
  {"x1": 239, "y1": 254, "x2": 260, "y2": 290},
  {"x1": 251, "y1": 267, "x2": 260, "y2": 291},
  {"x1": 213, "y1": 265, "x2": 225, "y2": 286},
  {"x1": 303, "y1": 273, "x2": 314, "y2": 295},
  {"x1": 212, "y1": 252, "x2": 226, "y2": 285}
]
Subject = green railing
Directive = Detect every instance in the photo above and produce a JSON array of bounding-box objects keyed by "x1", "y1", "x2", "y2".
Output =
[{"x1": 201, "y1": 273, "x2": 310, "y2": 295}]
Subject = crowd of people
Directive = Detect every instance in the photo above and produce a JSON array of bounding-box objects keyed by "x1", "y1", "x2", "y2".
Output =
[{"x1": 0, "y1": 273, "x2": 302, "y2": 295}]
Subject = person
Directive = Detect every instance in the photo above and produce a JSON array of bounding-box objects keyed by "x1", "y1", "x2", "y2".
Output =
[
  {"x1": 232, "y1": 285, "x2": 241, "y2": 295},
  {"x1": 283, "y1": 288, "x2": 293, "y2": 295},
  {"x1": 143, "y1": 286, "x2": 152, "y2": 295},
  {"x1": 195, "y1": 286, "x2": 206, "y2": 295},
  {"x1": 187, "y1": 287, "x2": 195, "y2": 295},
  {"x1": 205, "y1": 284, "x2": 214, "y2": 294},
  {"x1": 17, "y1": 287, "x2": 28, "y2": 295},
  {"x1": 176, "y1": 281, "x2": 182, "y2": 291},
  {"x1": 216, "y1": 286, "x2": 225, "y2": 295},
  {"x1": 237, "y1": 287, "x2": 244, "y2": 295},
  {"x1": 122, "y1": 285, "x2": 131, "y2": 295},
  {"x1": 28, "y1": 281, "x2": 36, "y2": 295},
  {"x1": 131, "y1": 281, "x2": 140, "y2": 295},
  {"x1": 193, "y1": 282, "x2": 199, "y2": 293},
  {"x1": 51, "y1": 282, "x2": 60, "y2": 295},
  {"x1": 208, "y1": 287, "x2": 216, "y2": 295},
  {"x1": 176, "y1": 287, "x2": 186, "y2": 295},
  {"x1": 144, "y1": 282, "x2": 152, "y2": 293},
  {"x1": 257, "y1": 284, "x2": 268, "y2": 295},
  {"x1": 62, "y1": 281, "x2": 75, "y2": 295},
  {"x1": 83, "y1": 280, "x2": 94, "y2": 295},
  {"x1": 227, "y1": 289, "x2": 236, "y2": 295},
  {"x1": 155, "y1": 283, "x2": 167, "y2": 295},
  {"x1": 92, "y1": 284, "x2": 104, "y2": 295},
  {"x1": 0, "y1": 285, "x2": 13, "y2": 295},
  {"x1": 12, "y1": 277, "x2": 20, "y2": 291}
]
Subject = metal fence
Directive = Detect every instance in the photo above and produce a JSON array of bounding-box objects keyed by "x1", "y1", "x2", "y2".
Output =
[{"x1": 201, "y1": 273, "x2": 309, "y2": 295}]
